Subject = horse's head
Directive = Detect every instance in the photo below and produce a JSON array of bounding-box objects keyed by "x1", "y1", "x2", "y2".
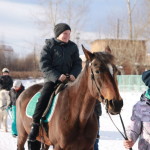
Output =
[{"x1": 82, "y1": 45, "x2": 123, "y2": 115}]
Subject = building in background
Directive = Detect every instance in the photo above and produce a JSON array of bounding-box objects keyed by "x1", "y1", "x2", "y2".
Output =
[{"x1": 91, "y1": 39, "x2": 148, "y2": 74}]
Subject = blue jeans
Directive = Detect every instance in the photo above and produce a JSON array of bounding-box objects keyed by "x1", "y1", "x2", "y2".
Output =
[
  {"x1": 94, "y1": 116, "x2": 100, "y2": 150},
  {"x1": 94, "y1": 138, "x2": 99, "y2": 150}
]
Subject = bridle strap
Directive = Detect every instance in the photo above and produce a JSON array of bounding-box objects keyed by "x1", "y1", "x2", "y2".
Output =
[
  {"x1": 91, "y1": 68, "x2": 110, "y2": 114},
  {"x1": 90, "y1": 68, "x2": 105, "y2": 102}
]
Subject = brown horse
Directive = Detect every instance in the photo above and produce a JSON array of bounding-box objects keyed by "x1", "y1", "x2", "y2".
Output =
[{"x1": 16, "y1": 46, "x2": 123, "y2": 150}]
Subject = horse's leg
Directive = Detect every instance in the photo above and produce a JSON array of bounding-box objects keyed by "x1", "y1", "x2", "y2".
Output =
[
  {"x1": 43, "y1": 144, "x2": 50, "y2": 150},
  {"x1": 28, "y1": 142, "x2": 50, "y2": 150},
  {"x1": 3, "y1": 110, "x2": 8, "y2": 132},
  {"x1": 28, "y1": 140, "x2": 41, "y2": 150},
  {"x1": 17, "y1": 119, "x2": 28, "y2": 150},
  {"x1": 40, "y1": 144, "x2": 49, "y2": 150},
  {"x1": 88, "y1": 147, "x2": 94, "y2": 150},
  {"x1": 53, "y1": 145, "x2": 62, "y2": 150},
  {"x1": 17, "y1": 132, "x2": 27, "y2": 150}
]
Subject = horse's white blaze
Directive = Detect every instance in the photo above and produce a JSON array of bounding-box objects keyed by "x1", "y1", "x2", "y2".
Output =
[
  {"x1": 89, "y1": 62, "x2": 92, "y2": 66},
  {"x1": 108, "y1": 64, "x2": 113, "y2": 76}
]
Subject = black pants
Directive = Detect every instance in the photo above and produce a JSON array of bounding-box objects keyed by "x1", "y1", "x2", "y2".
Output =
[{"x1": 33, "y1": 81, "x2": 56, "y2": 123}]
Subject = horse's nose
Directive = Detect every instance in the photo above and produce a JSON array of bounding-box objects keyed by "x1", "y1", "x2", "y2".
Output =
[{"x1": 108, "y1": 99, "x2": 123, "y2": 114}]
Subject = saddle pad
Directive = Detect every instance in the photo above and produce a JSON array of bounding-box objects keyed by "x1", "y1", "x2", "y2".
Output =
[{"x1": 26, "y1": 92, "x2": 59, "y2": 123}]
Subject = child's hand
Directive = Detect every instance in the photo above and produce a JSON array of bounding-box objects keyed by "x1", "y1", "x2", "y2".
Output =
[
  {"x1": 69, "y1": 75, "x2": 75, "y2": 81},
  {"x1": 58, "y1": 74, "x2": 67, "y2": 82},
  {"x1": 123, "y1": 140, "x2": 134, "y2": 149}
]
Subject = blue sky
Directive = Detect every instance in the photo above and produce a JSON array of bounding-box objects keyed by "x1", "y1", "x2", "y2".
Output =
[{"x1": 0, "y1": 0, "x2": 139, "y2": 55}]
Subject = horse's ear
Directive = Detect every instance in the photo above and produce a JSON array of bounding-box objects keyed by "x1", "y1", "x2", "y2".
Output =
[
  {"x1": 82, "y1": 45, "x2": 94, "y2": 61},
  {"x1": 105, "y1": 46, "x2": 111, "y2": 53}
]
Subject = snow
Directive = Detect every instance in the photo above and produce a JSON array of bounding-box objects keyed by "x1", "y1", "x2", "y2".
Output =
[
  {"x1": 99, "y1": 92, "x2": 140, "y2": 150},
  {"x1": 0, "y1": 79, "x2": 144, "y2": 150}
]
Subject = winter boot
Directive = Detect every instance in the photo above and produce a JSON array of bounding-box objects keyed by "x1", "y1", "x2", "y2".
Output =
[{"x1": 28, "y1": 123, "x2": 40, "y2": 142}]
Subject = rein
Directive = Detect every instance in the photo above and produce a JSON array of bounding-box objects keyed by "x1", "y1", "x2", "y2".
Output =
[
  {"x1": 107, "y1": 113, "x2": 132, "y2": 149},
  {"x1": 90, "y1": 68, "x2": 133, "y2": 150}
]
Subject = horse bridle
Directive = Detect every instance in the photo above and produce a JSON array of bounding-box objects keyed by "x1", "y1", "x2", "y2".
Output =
[
  {"x1": 90, "y1": 66, "x2": 133, "y2": 150},
  {"x1": 90, "y1": 67, "x2": 109, "y2": 112}
]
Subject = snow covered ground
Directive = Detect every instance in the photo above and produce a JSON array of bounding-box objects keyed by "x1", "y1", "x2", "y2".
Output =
[{"x1": 0, "y1": 78, "x2": 146, "y2": 150}]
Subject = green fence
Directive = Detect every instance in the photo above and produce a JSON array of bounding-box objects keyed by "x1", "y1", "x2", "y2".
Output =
[{"x1": 117, "y1": 75, "x2": 147, "y2": 92}]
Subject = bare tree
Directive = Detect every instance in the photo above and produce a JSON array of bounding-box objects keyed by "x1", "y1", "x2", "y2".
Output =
[
  {"x1": 125, "y1": 0, "x2": 137, "y2": 39},
  {"x1": 0, "y1": 44, "x2": 14, "y2": 70},
  {"x1": 35, "y1": 0, "x2": 90, "y2": 40},
  {"x1": 0, "y1": 48, "x2": 6, "y2": 68},
  {"x1": 134, "y1": 0, "x2": 150, "y2": 40}
]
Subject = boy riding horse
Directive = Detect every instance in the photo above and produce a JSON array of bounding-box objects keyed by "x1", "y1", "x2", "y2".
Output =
[{"x1": 28, "y1": 23, "x2": 82, "y2": 141}]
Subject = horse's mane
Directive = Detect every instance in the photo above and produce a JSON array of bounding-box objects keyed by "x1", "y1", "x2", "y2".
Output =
[
  {"x1": 67, "y1": 66, "x2": 87, "y2": 88},
  {"x1": 67, "y1": 52, "x2": 114, "y2": 88},
  {"x1": 94, "y1": 52, "x2": 114, "y2": 64}
]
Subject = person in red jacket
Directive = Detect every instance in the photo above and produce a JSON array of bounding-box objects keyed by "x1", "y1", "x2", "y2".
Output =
[{"x1": 9, "y1": 80, "x2": 25, "y2": 137}]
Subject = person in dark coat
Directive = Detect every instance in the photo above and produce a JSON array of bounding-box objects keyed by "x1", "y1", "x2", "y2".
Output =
[
  {"x1": 94, "y1": 100, "x2": 102, "y2": 150},
  {"x1": 28, "y1": 23, "x2": 82, "y2": 141},
  {"x1": 0, "y1": 68, "x2": 13, "y2": 91},
  {"x1": 9, "y1": 80, "x2": 25, "y2": 137},
  {"x1": 0, "y1": 68, "x2": 13, "y2": 132}
]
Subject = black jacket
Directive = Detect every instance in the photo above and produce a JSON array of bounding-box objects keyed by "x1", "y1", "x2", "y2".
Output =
[
  {"x1": 0, "y1": 75, "x2": 13, "y2": 91},
  {"x1": 9, "y1": 85, "x2": 25, "y2": 106},
  {"x1": 94, "y1": 100, "x2": 102, "y2": 118},
  {"x1": 40, "y1": 38, "x2": 82, "y2": 83}
]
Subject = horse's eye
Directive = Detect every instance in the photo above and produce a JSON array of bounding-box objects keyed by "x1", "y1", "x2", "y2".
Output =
[
  {"x1": 95, "y1": 70, "x2": 100, "y2": 74},
  {"x1": 100, "y1": 66, "x2": 106, "y2": 71},
  {"x1": 94, "y1": 63, "x2": 97, "y2": 67}
]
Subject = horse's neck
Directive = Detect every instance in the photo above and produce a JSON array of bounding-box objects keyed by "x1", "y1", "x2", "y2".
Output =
[
  {"x1": 79, "y1": 92, "x2": 96, "y2": 128},
  {"x1": 68, "y1": 68, "x2": 96, "y2": 128}
]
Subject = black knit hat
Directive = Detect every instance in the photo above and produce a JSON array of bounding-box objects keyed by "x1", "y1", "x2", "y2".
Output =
[
  {"x1": 54, "y1": 23, "x2": 71, "y2": 38},
  {"x1": 142, "y1": 70, "x2": 150, "y2": 87}
]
